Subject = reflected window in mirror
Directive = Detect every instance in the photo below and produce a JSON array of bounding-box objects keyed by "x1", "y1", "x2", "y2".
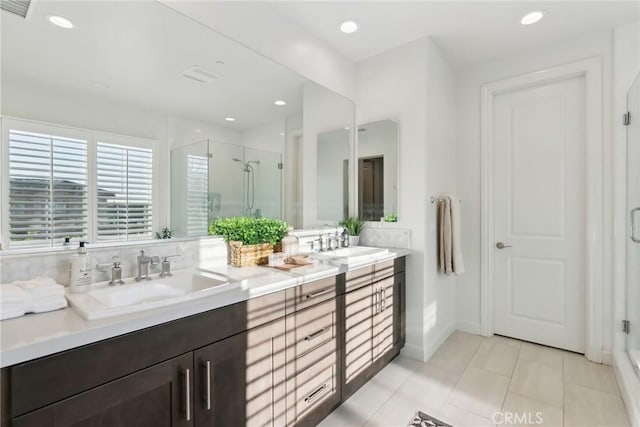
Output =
[
  {"x1": 357, "y1": 120, "x2": 398, "y2": 221},
  {"x1": 1, "y1": 118, "x2": 158, "y2": 249}
]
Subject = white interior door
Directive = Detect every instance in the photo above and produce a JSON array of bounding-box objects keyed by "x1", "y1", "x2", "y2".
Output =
[{"x1": 492, "y1": 76, "x2": 585, "y2": 353}]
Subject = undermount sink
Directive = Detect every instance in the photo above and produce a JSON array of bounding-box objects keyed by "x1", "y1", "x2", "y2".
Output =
[
  {"x1": 66, "y1": 269, "x2": 236, "y2": 320},
  {"x1": 309, "y1": 246, "x2": 390, "y2": 264}
]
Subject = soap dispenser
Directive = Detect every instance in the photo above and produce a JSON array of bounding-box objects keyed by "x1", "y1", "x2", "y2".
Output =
[
  {"x1": 69, "y1": 241, "x2": 92, "y2": 293},
  {"x1": 282, "y1": 227, "x2": 299, "y2": 259}
]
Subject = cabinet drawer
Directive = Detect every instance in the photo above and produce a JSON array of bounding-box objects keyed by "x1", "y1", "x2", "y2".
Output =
[
  {"x1": 247, "y1": 290, "x2": 287, "y2": 329},
  {"x1": 287, "y1": 276, "x2": 336, "y2": 313},
  {"x1": 345, "y1": 265, "x2": 373, "y2": 292},
  {"x1": 373, "y1": 259, "x2": 395, "y2": 281},
  {"x1": 294, "y1": 356, "x2": 336, "y2": 422},
  {"x1": 294, "y1": 302, "x2": 335, "y2": 358}
]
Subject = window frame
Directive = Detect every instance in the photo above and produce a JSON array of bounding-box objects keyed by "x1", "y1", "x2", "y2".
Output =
[{"x1": 0, "y1": 117, "x2": 159, "y2": 250}]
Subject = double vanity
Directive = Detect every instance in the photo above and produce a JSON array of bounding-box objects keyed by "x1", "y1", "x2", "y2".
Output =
[{"x1": 0, "y1": 248, "x2": 407, "y2": 427}]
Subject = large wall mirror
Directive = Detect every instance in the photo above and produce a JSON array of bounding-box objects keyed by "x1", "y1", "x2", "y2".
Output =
[
  {"x1": 0, "y1": 0, "x2": 354, "y2": 249},
  {"x1": 357, "y1": 120, "x2": 398, "y2": 221}
]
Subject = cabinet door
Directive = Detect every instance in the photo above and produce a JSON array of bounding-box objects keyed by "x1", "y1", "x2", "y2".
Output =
[
  {"x1": 373, "y1": 277, "x2": 395, "y2": 361},
  {"x1": 12, "y1": 353, "x2": 194, "y2": 427},
  {"x1": 194, "y1": 319, "x2": 285, "y2": 427},
  {"x1": 344, "y1": 283, "x2": 374, "y2": 383}
]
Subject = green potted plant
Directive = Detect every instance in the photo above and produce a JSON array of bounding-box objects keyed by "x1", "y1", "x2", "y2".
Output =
[
  {"x1": 209, "y1": 217, "x2": 287, "y2": 266},
  {"x1": 382, "y1": 213, "x2": 398, "y2": 223},
  {"x1": 339, "y1": 217, "x2": 364, "y2": 246}
]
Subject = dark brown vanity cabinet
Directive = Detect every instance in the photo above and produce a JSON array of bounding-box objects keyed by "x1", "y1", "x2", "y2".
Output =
[
  {"x1": 342, "y1": 258, "x2": 405, "y2": 399},
  {"x1": 1, "y1": 257, "x2": 406, "y2": 427},
  {"x1": 193, "y1": 318, "x2": 287, "y2": 427},
  {"x1": 12, "y1": 352, "x2": 194, "y2": 427}
]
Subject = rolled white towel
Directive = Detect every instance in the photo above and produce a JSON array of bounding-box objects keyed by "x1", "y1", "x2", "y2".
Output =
[
  {"x1": 0, "y1": 285, "x2": 27, "y2": 320},
  {"x1": 13, "y1": 277, "x2": 65, "y2": 298},
  {"x1": 30, "y1": 297, "x2": 67, "y2": 314},
  {"x1": 0, "y1": 283, "x2": 29, "y2": 303},
  {"x1": 1, "y1": 305, "x2": 26, "y2": 320}
]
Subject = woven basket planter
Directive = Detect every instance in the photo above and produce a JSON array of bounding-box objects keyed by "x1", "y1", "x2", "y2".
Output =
[{"x1": 227, "y1": 241, "x2": 282, "y2": 267}]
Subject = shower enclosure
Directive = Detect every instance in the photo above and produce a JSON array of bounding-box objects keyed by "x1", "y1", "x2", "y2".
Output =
[
  {"x1": 171, "y1": 140, "x2": 282, "y2": 237},
  {"x1": 627, "y1": 73, "x2": 640, "y2": 375}
]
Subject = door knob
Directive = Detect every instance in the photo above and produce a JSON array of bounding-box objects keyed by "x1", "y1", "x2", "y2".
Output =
[{"x1": 496, "y1": 242, "x2": 512, "y2": 249}]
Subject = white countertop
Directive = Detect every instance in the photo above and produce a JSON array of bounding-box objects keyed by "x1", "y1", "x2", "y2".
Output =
[{"x1": 0, "y1": 248, "x2": 409, "y2": 368}]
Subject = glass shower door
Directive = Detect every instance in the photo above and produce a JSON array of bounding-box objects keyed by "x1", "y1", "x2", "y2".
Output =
[{"x1": 627, "y1": 73, "x2": 640, "y2": 375}]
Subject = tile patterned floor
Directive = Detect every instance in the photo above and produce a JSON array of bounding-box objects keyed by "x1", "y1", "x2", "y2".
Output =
[{"x1": 319, "y1": 332, "x2": 631, "y2": 427}]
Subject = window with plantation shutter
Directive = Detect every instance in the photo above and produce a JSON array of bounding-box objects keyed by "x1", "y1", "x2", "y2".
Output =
[
  {"x1": 7, "y1": 129, "x2": 88, "y2": 248},
  {"x1": 186, "y1": 154, "x2": 209, "y2": 236},
  {"x1": 96, "y1": 142, "x2": 153, "y2": 241}
]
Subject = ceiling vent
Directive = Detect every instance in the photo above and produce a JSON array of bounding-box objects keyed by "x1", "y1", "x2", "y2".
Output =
[
  {"x1": 182, "y1": 65, "x2": 220, "y2": 84},
  {"x1": 1, "y1": 0, "x2": 31, "y2": 18}
]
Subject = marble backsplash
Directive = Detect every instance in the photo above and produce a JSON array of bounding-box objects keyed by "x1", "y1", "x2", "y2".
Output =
[
  {"x1": 359, "y1": 224, "x2": 411, "y2": 248},
  {"x1": 0, "y1": 237, "x2": 228, "y2": 286}
]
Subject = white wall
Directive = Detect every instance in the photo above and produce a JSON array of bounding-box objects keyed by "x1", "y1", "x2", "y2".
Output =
[
  {"x1": 612, "y1": 20, "x2": 640, "y2": 427},
  {"x1": 424, "y1": 41, "x2": 459, "y2": 357},
  {"x1": 302, "y1": 82, "x2": 354, "y2": 227},
  {"x1": 240, "y1": 120, "x2": 286, "y2": 154},
  {"x1": 317, "y1": 129, "x2": 350, "y2": 221},
  {"x1": 160, "y1": 1, "x2": 355, "y2": 99},
  {"x1": 455, "y1": 31, "x2": 614, "y2": 355},
  {"x1": 356, "y1": 37, "x2": 457, "y2": 361}
]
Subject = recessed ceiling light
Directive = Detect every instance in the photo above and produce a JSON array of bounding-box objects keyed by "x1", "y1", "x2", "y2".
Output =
[
  {"x1": 274, "y1": 100, "x2": 286, "y2": 106},
  {"x1": 225, "y1": 117, "x2": 236, "y2": 122},
  {"x1": 279, "y1": 132, "x2": 285, "y2": 136},
  {"x1": 216, "y1": 61, "x2": 225, "y2": 65},
  {"x1": 520, "y1": 10, "x2": 545, "y2": 25},
  {"x1": 344, "y1": 126, "x2": 350, "y2": 130},
  {"x1": 48, "y1": 15, "x2": 74, "y2": 29},
  {"x1": 194, "y1": 129, "x2": 201, "y2": 133},
  {"x1": 340, "y1": 20, "x2": 359, "y2": 34}
]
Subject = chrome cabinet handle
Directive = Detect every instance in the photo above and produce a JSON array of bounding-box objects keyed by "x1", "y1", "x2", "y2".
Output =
[
  {"x1": 304, "y1": 384, "x2": 328, "y2": 403},
  {"x1": 381, "y1": 288, "x2": 386, "y2": 312},
  {"x1": 373, "y1": 287, "x2": 379, "y2": 313},
  {"x1": 304, "y1": 327, "x2": 327, "y2": 342},
  {"x1": 183, "y1": 368, "x2": 191, "y2": 421},
  {"x1": 304, "y1": 288, "x2": 332, "y2": 300},
  {"x1": 496, "y1": 242, "x2": 512, "y2": 249},
  {"x1": 632, "y1": 207, "x2": 640, "y2": 243},
  {"x1": 202, "y1": 360, "x2": 211, "y2": 410}
]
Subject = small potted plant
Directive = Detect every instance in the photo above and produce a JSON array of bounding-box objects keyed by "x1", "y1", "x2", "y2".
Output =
[
  {"x1": 339, "y1": 217, "x2": 364, "y2": 246},
  {"x1": 210, "y1": 217, "x2": 287, "y2": 266},
  {"x1": 382, "y1": 213, "x2": 398, "y2": 223}
]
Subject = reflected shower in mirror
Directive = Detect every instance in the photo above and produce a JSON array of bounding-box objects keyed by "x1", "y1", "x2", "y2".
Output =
[{"x1": 357, "y1": 120, "x2": 398, "y2": 221}]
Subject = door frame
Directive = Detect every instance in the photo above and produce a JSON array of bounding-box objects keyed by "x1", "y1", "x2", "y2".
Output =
[{"x1": 479, "y1": 57, "x2": 604, "y2": 362}]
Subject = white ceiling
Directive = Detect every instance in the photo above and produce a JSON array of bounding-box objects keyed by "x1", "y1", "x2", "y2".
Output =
[
  {"x1": 270, "y1": 1, "x2": 640, "y2": 68},
  {"x1": 1, "y1": 1, "x2": 307, "y2": 131}
]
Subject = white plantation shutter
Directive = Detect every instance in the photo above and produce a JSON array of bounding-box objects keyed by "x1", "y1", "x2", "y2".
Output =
[
  {"x1": 186, "y1": 154, "x2": 209, "y2": 236},
  {"x1": 7, "y1": 129, "x2": 88, "y2": 248},
  {"x1": 96, "y1": 142, "x2": 153, "y2": 241}
]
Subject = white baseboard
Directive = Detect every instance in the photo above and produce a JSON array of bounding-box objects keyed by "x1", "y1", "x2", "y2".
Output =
[
  {"x1": 422, "y1": 321, "x2": 457, "y2": 363},
  {"x1": 401, "y1": 343, "x2": 424, "y2": 361},
  {"x1": 456, "y1": 320, "x2": 481, "y2": 335},
  {"x1": 601, "y1": 350, "x2": 613, "y2": 366},
  {"x1": 613, "y1": 351, "x2": 640, "y2": 427}
]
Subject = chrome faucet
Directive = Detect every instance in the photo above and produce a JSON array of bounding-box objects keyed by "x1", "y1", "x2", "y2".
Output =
[
  {"x1": 135, "y1": 250, "x2": 159, "y2": 281},
  {"x1": 159, "y1": 255, "x2": 180, "y2": 278},
  {"x1": 327, "y1": 232, "x2": 340, "y2": 250}
]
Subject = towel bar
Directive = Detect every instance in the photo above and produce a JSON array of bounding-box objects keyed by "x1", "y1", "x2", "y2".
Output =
[{"x1": 430, "y1": 196, "x2": 462, "y2": 204}]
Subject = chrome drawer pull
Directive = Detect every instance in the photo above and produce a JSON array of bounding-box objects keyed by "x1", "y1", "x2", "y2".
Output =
[
  {"x1": 381, "y1": 288, "x2": 386, "y2": 312},
  {"x1": 304, "y1": 384, "x2": 328, "y2": 403},
  {"x1": 304, "y1": 288, "x2": 332, "y2": 300},
  {"x1": 183, "y1": 368, "x2": 191, "y2": 421},
  {"x1": 203, "y1": 360, "x2": 211, "y2": 410},
  {"x1": 304, "y1": 327, "x2": 327, "y2": 342}
]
